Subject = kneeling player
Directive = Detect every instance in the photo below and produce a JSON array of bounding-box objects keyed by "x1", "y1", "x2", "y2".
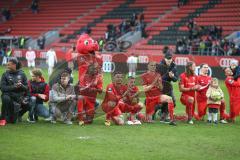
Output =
[
  {"x1": 179, "y1": 62, "x2": 200, "y2": 124},
  {"x1": 77, "y1": 63, "x2": 103, "y2": 125},
  {"x1": 101, "y1": 72, "x2": 127, "y2": 126},
  {"x1": 141, "y1": 62, "x2": 176, "y2": 125},
  {"x1": 121, "y1": 76, "x2": 143, "y2": 125}
]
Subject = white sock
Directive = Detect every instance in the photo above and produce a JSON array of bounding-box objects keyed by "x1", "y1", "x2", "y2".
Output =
[
  {"x1": 133, "y1": 72, "x2": 136, "y2": 77},
  {"x1": 213, "y1": 113, "x2": 218, "y2": 122},
  {"x1": 208, "y1": 112, "x2": 212, "y2": 121}
]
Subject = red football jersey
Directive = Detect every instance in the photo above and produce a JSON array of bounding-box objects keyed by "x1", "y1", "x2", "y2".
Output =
[
  {"x1": 79, "y1": 74, "x2": 103, "y2": 98},
  {"x1": 141, "y1": 72, "x2": 162, "y2": 97},
  {"x1": 124, "y1": 86, "x2": 139, "y2": 105},
  {"x1": 179, "y1": 72, "x2": 198, "y2": 97},
  {"x1": 196, "y1": 75, "x2": 212, "y2": 100},
  {"x1": 225, "y1": 76, "x2": 240, "y2": 98},
  {"x1": 102, "y1": 83, "x2": 128, "y2": 104}
]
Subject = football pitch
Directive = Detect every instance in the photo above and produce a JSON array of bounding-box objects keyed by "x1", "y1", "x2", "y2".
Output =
[{"x1": 0, "y1": 66, "x2": 240, "y2": 160}]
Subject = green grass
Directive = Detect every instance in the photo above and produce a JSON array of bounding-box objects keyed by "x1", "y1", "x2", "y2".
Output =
[{"x1": 0, "y1": 66, "x2": 240, "y2": 160}]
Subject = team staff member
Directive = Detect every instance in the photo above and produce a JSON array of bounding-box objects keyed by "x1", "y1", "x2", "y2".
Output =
[{"x1": 156, "y1": 53, "x2": 178, "y2": 122}]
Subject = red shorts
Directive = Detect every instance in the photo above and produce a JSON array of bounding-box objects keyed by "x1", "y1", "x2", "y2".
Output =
[
  {"x1": 146, "y1": 96, "x2": 161, "y2": 115},
  {"x1": 102, "y1": 102, "x2": 122, "y2": 120},
  {"x1": 180, "y1": 94, "x2": 194, "y2": 106},
  {"x1": 120, "y1": 103, "x2": 142, "y2": 114},
  {"x1": 207, "y1": 104, "x2": 220, "y2": 109}
]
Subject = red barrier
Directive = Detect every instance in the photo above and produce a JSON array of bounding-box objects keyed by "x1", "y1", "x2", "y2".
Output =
[{"x1": 12, "y1": 49, "x2": 240, "y2": 67}]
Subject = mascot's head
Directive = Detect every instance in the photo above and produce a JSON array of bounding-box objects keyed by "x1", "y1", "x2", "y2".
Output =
[{"x1": 76, "y1": 34, "x2": 99, "y2": 55}]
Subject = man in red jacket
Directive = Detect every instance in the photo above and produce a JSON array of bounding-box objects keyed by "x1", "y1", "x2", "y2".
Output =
[
  {"x1": 28, "y1": 68, "x2": 50, "y2": 122},
  {"x1": 224, "y1": 67, "x2": 240, "y2": 122}
]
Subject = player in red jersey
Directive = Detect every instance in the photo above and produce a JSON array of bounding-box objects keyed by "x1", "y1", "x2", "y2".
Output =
[
  {"x1": 101, "y1": 72, "x2": 127, "y2": 126},
  {"x1": 120, "y1": 76, "x2": 143, "y2": 125},
  {"x1": 141, "y1": 62, "x2": 176, "y2": 125},
  {"x1": 224, "y1": 67, "x2": 240, "y2": 122},
  {"x1": 197, "y1": 64, "x2": 228, "y2": 123},
  {"x1": 179, "y1": 61, "x2": 201, "y2": 124},
  {"x1": 77, "y1": 63, "x2": 103, "y2": 125},
  {"x1": 196, "y1": 64, "x2": 212, "y2": 120}
]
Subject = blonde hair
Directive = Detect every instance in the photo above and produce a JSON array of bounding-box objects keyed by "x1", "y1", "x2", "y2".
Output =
[
  {"x1": 31, "y1": 68, "x2": 43, "y2": 77},
  {"x1": 211, "y1": 78, "x2": 219, "y2": 86}
]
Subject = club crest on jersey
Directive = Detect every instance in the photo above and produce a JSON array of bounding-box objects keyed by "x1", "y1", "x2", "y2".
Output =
[{"x1": 108, "y1": 88, "x2": 112, "y2": 92}]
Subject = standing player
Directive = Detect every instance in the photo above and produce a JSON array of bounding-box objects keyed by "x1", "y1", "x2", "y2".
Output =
[
  {"x1": 141, "y1": 62, "x2": 176, "y2": 125},
  {"x1": 196, "y1": 63, "x2": 212, "y2": 120},
  {"x1": 101, "y1": 72, "x2": 127, "y2": 126},
  {"x1": 127, "y1": 53, "x2": 138, "y2": 77},
  {"x1": 25, "y1": 47, "x2": 36, "y2": 68},
  {"x1": 77, "y1": 63, "x2": 103, "y2": 125},
  {"x1": 46, "y1": 48, "x2": 57, "y2": 76},
  {"x1": 224, "y1": 67, "x2": 240, "y2": 122},
  {"x1": 121, "y1": 76, "x2": 143, "y2": 125},
  {"x1": 179, "y1": 61, "x2": 200, "y2": 124}
]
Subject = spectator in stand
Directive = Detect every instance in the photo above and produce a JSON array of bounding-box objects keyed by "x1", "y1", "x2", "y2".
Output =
[
  {"x1": 130, "y1": 13, "x2": 137, "y2": 27},
  {"x1": 119, "y1": 19, "x2": 128, "y2": 35},
  {"x1": 105, "y1": 24, "x2": 117, "y2": 42},
  {"x1": 37, "y1": 36, "x2": 45, "y2": 50},
  {"x1": 31, "y1": 0, "x2": 39, "y2": 14},
  {"x1": 82, "y1": 25, "x2": 92, "y2": 35},
  {"x1": 178, "y1": 0, "x2": 188, "y2": 7},
  {"x1": 1, "y1": 8, "x2": 11, "y2": 22},
  {"x1": 25, "y1": 47, "x2": 36, "y2": 68}
]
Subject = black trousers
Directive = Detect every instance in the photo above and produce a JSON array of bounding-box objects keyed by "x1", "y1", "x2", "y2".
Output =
[{"x1": 1, "y1": 94, "x2": 29, "y2": 123}]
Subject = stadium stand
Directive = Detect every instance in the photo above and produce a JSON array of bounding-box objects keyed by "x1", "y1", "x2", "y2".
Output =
[{"x1": 0, "y1": 0, "x2": 105, "y2": 37}]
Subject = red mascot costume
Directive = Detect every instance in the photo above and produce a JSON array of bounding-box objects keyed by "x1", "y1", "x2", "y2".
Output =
[{"x1": 76, "y1": 34, "x2": 103, "y2": 125}]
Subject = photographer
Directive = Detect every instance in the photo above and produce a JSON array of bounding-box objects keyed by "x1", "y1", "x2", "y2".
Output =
[{"x1": 0, "y1": 58, "x2": 31, "y2": 126}]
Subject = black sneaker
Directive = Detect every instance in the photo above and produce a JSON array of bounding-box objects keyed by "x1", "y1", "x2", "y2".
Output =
[
  {"x1": 213, "y1": 121, "x2": 218, "y2": 124},
  {"x1": 169, "y1": 121, "x2": 177, "y2": 126}
]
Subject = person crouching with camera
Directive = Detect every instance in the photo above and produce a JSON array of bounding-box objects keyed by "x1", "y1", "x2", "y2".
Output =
[{"x1": 0, "y1": 58, "x2": 31, "y2": 126}]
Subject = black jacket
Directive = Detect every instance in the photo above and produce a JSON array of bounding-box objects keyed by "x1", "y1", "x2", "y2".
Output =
[
  {"x1": 0, "y1": 69, "x2": 28, "y2": 99},
  {"x1": 156, "y1": 60, "x2": 178, "y2": 94}
]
